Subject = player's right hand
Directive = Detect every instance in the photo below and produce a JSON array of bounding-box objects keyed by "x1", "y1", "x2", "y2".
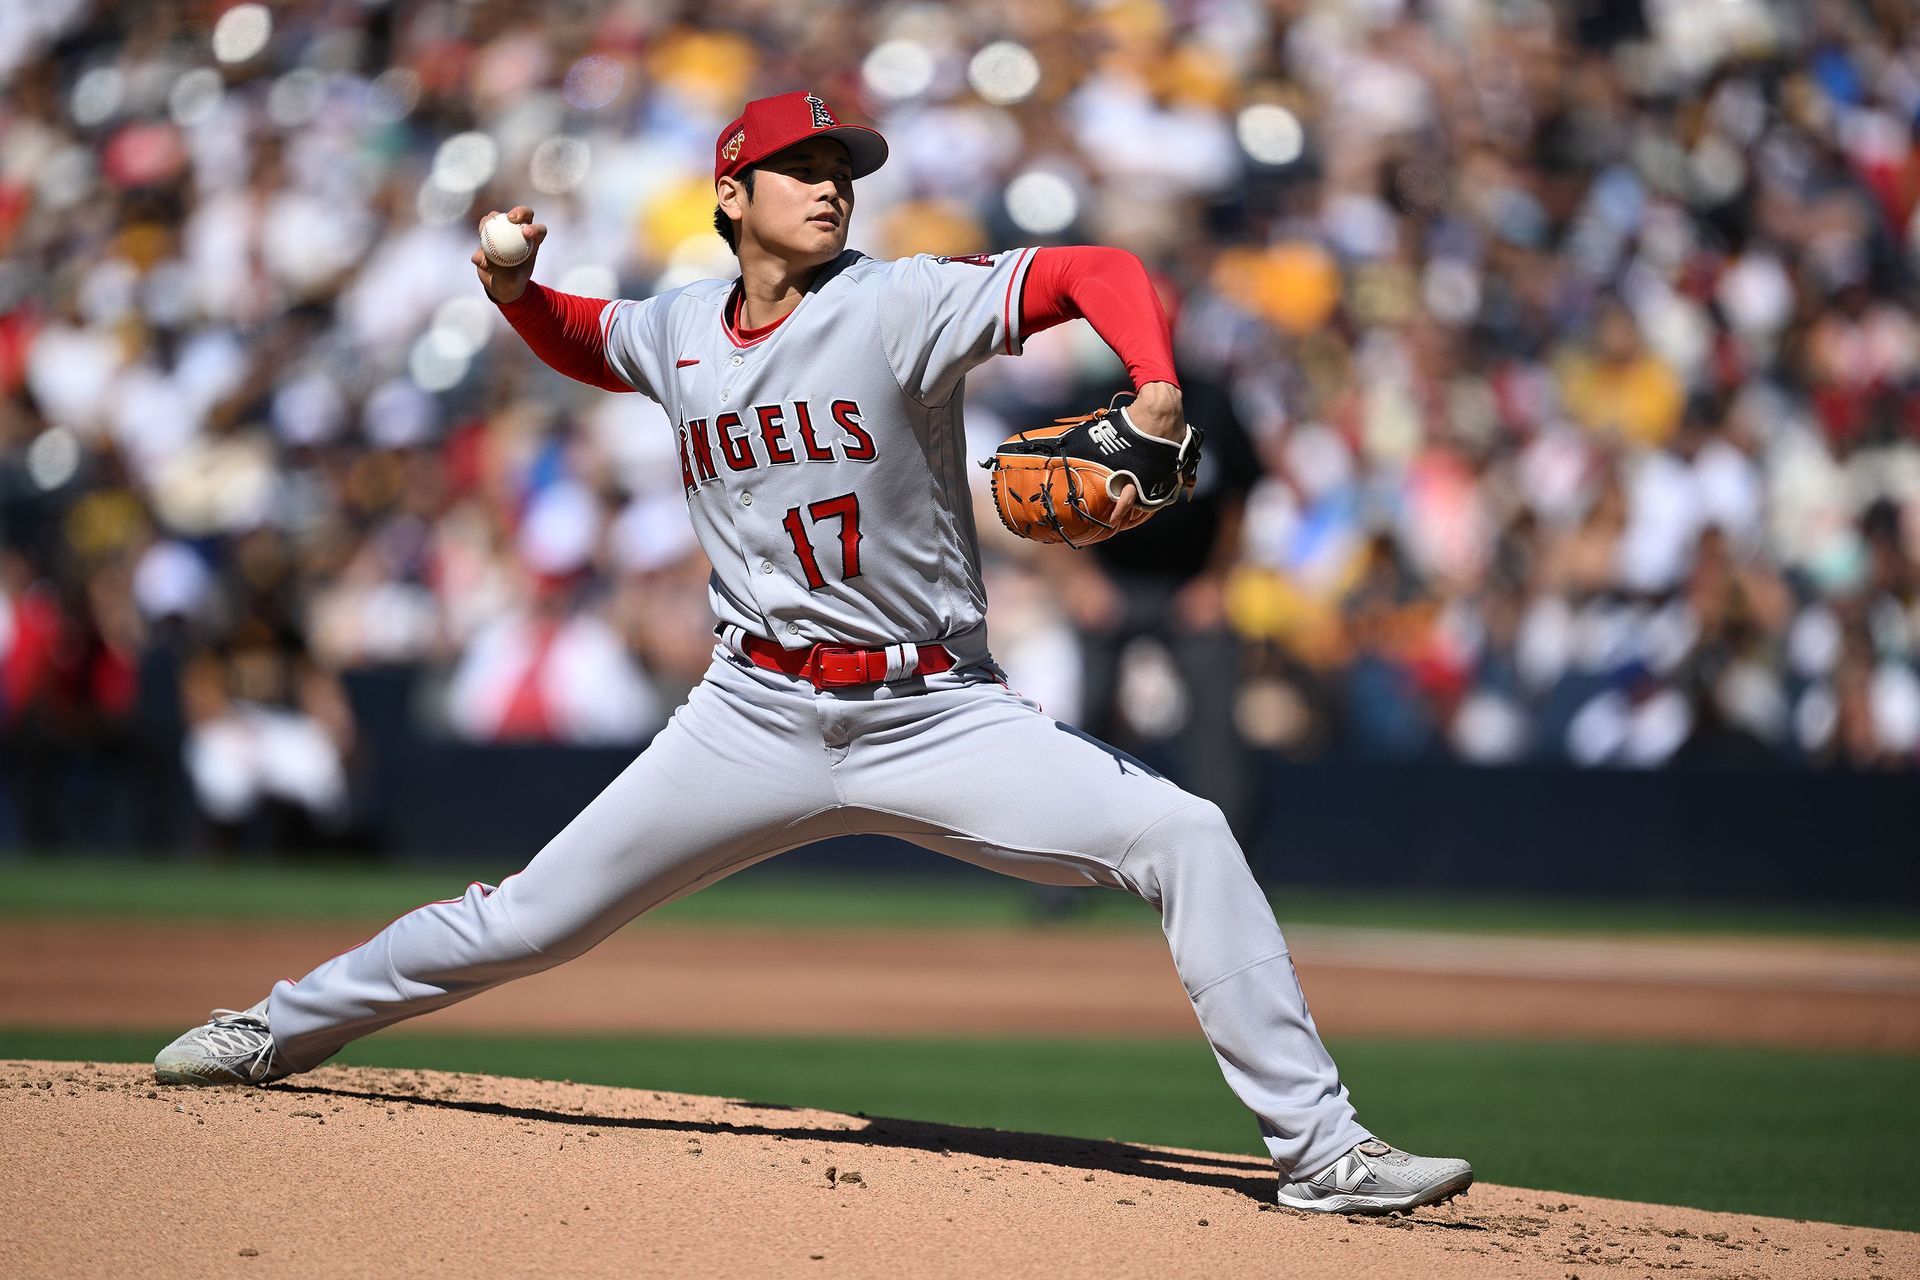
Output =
[{"x1": 472, "y1": 206, "x2": 547, "y2": 305}]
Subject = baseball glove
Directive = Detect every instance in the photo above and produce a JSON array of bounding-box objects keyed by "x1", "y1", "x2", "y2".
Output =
[{"x1": 981, "y1": 393, "x2": 1203, "y2": 548}]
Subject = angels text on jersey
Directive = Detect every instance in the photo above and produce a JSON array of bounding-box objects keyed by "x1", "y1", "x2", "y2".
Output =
[{"x1": 674, "y1": 398, "x2": 876, "y2": 493}]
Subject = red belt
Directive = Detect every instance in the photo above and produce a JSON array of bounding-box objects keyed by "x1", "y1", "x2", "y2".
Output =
[{"x1": 740, "y1": 636, "x2": 956, "y2": 690}]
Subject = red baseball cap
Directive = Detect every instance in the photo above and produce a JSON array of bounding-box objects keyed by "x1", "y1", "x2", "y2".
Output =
[{"x1": 713, "y1": 91, "x2": 888, "y2": 184}]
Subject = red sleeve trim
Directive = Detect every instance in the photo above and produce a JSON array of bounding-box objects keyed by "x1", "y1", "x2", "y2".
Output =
[
  {"x1": 494, "y1": 283, "x2": 631, "y2": 393},
  {"x1": 1002, "y1": 247, "x2": 1038, "y2": 356},
  {"x1": 1015, "y1": 246, "x2": 1180, "y2": 389}
]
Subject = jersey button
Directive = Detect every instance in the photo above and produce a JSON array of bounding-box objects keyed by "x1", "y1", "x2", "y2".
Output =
[
  {"x1": 788, "y1": 623, "x2": 801, "y2": 636},
  {"x1": 731, "y1": 354, "x2": 744, "y2": 366},
  {"x1": 760, "y1": 561, "x2": 773, "y2": 574},
  {"x1": 740, "y1": 491, "x2": 752, "y2": 506},
  {"x1": 720, "y1": 390, "x2": 730, "y2": 401}
]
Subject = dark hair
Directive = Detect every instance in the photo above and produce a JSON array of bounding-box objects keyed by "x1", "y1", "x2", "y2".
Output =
[{"x1": 713, "y1": 168, "x2": 756, "y2": 255}]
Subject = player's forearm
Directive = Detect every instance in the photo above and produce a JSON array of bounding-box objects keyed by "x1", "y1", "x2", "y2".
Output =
[
  {"x1": 1019, "y1": 246, "x2": 1181, "y2": 390},
  {"x1": 493, "y1": 283, "x2": 631, "y2": 393}
]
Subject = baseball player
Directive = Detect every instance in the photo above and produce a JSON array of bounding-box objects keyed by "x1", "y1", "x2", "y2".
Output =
[{"x1": 155, "y1": 91, "x2": 1471, "y2": 1215}]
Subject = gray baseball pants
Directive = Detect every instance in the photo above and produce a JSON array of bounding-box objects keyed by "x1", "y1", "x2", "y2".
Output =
[{"x1": 269, "y1": 647, "x2": 1371, "y2": 1175}]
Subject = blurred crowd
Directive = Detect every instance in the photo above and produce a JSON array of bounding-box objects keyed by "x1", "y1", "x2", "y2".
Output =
[{"x1": 4, "y1": 0, "x2": 1920, "y2": 846}]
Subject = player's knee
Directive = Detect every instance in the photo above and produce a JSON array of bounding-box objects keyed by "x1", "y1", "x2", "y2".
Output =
[
  {"x1": 449, "y1": 878, "x2": 570, "y2": 966},
  {"x1": 1120, "y1": 798, "x2": 1241, "y2": 901},
  {"x1": 489, "y1": 876, "x2": 628, "y2": 962},
  {"x1": 1143, "y1": 797, "x2": 1236, "y2": 853}
]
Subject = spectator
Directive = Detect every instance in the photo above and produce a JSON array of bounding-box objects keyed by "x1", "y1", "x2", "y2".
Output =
[
  {"x1": 180, "y1": 620, "x2": 355, "y2": 851},
  {"x1": 1052, "y1": 364, "x2": 1264, "y2": 840},
  {"x1": 4, "y1": 0, "x2": 1920, "y2": 859}
]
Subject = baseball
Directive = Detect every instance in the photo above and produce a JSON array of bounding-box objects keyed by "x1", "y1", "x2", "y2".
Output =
[{"x1": 480, "y1": 212, "x2": 531, "y2": 267}]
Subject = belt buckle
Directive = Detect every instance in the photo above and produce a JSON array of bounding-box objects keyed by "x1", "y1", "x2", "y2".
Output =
[
  {"x1": 802, "y1": 640, "x2": 883, "y2": 690},
  {"x1": 805, "y1": 644, "x2": 859, "y2": 690}
]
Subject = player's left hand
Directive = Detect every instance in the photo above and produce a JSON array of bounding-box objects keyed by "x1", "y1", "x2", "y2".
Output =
[
  {"x1": 983, "y1": 388, "x2": 1203, "y2": 547},
  {"x1": 1111, "y1": 381, "x2": 1185, "y2": 518}
]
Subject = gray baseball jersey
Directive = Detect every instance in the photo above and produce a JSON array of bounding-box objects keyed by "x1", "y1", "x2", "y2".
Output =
[{"x1": 600, "y1": 247, "x2": 1040, "y2": 649}]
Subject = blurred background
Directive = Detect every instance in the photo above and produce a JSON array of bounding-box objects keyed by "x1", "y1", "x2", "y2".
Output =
[{"x1": 1, "y1": 0, "x2": 1918, "y2": 904}]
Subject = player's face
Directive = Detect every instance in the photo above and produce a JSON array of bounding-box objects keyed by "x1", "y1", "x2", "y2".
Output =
[{"x1": 743, "y1": 137, "x2": 854, "y2": 265}]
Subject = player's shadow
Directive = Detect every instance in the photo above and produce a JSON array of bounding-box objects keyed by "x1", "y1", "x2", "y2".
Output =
[
  {"x1": 1049, "y1": 722, "x2": 1168, "y2": 781},
  {"x1": 276, "y1": 1076, "x2": 1287, "y2": 1204}
]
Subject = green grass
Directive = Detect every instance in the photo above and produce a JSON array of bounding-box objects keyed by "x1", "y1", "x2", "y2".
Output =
[
  {"x1": 5, "y1": 1027, "x2": 1915, "y2": 1231},
  {"x1": 4, "y1": 857, "x2": 1918, "y2": 939}
]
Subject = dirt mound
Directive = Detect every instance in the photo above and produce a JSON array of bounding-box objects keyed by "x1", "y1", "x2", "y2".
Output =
[{"x1": 2, "y1": 1061, "x2": 1910, "y2": 1279}]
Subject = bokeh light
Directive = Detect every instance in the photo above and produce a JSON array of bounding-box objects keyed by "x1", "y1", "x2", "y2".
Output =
[
  {"x1": 563, "y1": 55, "x2": 625, "y2": 111},
  {"x1": 416, "y1": 180, "x2": 472, "y2": 226},
  {"x1": 1004, "y1": 170, "x2": 1079, "y2": 235},
  {"x1": 1236, "y1": 103, "x2": 1303, "y2": 166},
  {"x1": 27, "y1": 427, "x2": 81, "y2": 491},
  {"x1": 409, "y1": 330, "x2": 471, "y2": 393},
  {"x1": 267, "y1": 70, "x2": 326, "y2": 129},
  {"x1": 655, "y1": 235, "x2": 734, "y2": 292},
  {"x1": 862, "y1": 40, "x2": 936, "y2": 101},
  {"x1": 432, "y1": 132, "x2": 499, "y2": 193},
  {"x1": 530, "y1": 137, "x2": 591, "y2": 195},
  {"x1": 366, "y1": 68, "x2": 420, "y2": 124},
  {"x1": 35, "y1": 146, "x2": 93, "y2": 209},
  {"x1": 968, "y1": 41, "x2": 1041, "y2": 106},
  {"x1": 211, "y1": 4, "x2": 272, "y2": 65},
  {"x1": 429, "y1": 296, "x2": 496, "y2": 362},
  {"x1": 557, "y1": 263, "x2": 619, "y2": 299},
  {"x1": 69, "y1": 67, "x2": 122, "y2": 128},
  {"x1": 1422, "y1": 258, "x2": 1481, "y2": 327},
  {"x1": 168, "y1": 69, "x2": 223, "y2": 128}
]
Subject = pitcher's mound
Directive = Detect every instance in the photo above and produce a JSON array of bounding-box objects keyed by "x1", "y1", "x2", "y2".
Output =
[{"x1": 2, "y1": 1061, "x2": 1908, "y2": 1278}]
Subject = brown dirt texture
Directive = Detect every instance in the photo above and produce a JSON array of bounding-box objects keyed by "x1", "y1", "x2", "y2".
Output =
[
  {"x1": 4, "y1": 918, "x2": 1918, "y2": 1049},
  {"x1": 3, "y1": 1060, "x2": 1913, "y2": 1280}
]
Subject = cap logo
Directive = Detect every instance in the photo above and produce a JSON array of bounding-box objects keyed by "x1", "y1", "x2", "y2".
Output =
[
  {"x1": 722, "y1": 129, "x2": 745, "y2": 162},
  {"x1": 805, "y1": 93, "x2": 836, "y2": 129}
]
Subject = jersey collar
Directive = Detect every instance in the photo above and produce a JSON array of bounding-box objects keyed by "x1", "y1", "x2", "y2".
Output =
[{"x1": 720, "y1": 252, "x2": 861, "y2": 350}]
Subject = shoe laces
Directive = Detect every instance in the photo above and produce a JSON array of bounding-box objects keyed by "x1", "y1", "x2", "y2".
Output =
[{"x1": 202, "y1": 1009, "x2": 276, "y2": 1072}]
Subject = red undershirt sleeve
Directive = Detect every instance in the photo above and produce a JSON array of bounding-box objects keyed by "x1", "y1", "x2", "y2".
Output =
[
  {"x1": 493, "y1": 283, "x2": 631, "y2": 393},
  {"x1": 1017, "y1": 246, "x2": 1180, "y2": 389}
]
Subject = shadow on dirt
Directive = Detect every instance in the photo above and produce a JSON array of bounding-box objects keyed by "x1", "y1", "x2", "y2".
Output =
[{"x1": 278, "y1": 1076, "x2": 1289, "y2": 1204}]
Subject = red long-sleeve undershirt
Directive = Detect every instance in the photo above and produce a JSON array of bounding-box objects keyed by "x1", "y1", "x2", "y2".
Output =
[
  {"x1": 493, "y1": 284, "x2": 629, "y2": 392},
  {"x1": 1017, "y1": 246, "x2": 1180, "y2": 389},
  {"x1": 491, "y1": 244, "x2": 1179, "y2": 393}
]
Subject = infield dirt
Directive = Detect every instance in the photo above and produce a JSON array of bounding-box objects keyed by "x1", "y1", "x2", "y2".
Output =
[
  {"x1": 6, "y1": 919, "x2": 1918, "y2": 1049},
  {"x1": 3, "y1": 1061, "x2": 1913, "y2": 1280}
]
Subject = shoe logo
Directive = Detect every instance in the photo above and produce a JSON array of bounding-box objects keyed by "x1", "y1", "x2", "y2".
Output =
[
  {"x1": 676, "y1": 358, "x2": 700, "y2": 368},
  {"x1": 1087, "y1": 420, "x2": 1124, "y2": 455}
]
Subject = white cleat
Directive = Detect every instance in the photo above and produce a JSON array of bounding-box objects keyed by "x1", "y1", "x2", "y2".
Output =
[
  {"x1": 1276, "y1": 1139, "x2": 1473, "y2": 1216},
  {"x1": 153, "y1": 999, "x2": 289, "y2": 1086}
]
